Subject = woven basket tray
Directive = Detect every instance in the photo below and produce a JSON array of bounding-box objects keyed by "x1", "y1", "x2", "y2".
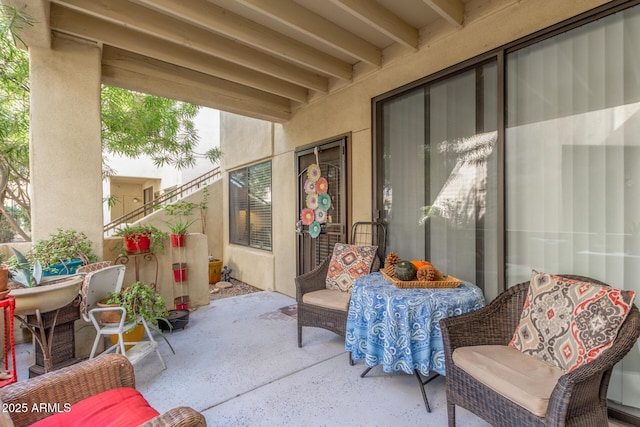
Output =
[{"x1": 381, "y1": 270, "x2": 462, "y2": 288}]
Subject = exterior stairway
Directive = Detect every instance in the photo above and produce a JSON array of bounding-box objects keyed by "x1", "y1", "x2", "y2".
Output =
[{"x1": 104, "y1": 167, "x2": 221, "y2": 236}]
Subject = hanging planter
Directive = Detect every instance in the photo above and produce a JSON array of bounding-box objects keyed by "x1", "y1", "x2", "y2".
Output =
[
  {"x1": 174, "y1": 295, "x2": 189, "y2": 310},
  {"x1": 172, "y1": 262, "x2": 188, "y2": 282},
  {"x1": 170, "y1": 234, "x2": 185, "y2": 248}
]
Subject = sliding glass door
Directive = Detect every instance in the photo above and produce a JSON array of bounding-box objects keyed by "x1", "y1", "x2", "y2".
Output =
[
  {"x1": 375, "y1": 2, "x2": 640, "y2": 419},
  {"x1": 376, "y1": 62, "x2": 498, "y2": 299},
  {"x1": 505, "y1": 6, "x2": 640, "y2": 416}
]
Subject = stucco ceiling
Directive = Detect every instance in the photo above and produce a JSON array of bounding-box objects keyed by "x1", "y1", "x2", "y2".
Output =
[{"x1": 5, "y1": 0, "x2": 505, "y2": 123}]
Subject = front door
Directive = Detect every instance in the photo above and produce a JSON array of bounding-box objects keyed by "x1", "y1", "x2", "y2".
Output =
[{"x1": 295, "y1": 136, "x2": 348, "y2": 276}]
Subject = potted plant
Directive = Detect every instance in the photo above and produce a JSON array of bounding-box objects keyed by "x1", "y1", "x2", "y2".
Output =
[
  {"x1": 7, "y1": 248, "x2": 43, "y2": 288},
  {"x1": 104, "y1": 281, "x2": 175, "y2": 353},
  {"x1": 27, "y1": 228, "x2": 98, "y2": 275},
  {"x1": 114, "y1": 224, "x2": 168, "y2": 254},
  {"x1": 164, "y1": 200, "x2": 198, "y2": 247},
  {"x1": 0, "y1": 259, "x2": 9, "y2": 295},
  {"x1": 208, "y1": 255, "x2": 223, "y2": 284},
  {"x1": 6, "y1": 248, "x2": 85, "y2": 317}
]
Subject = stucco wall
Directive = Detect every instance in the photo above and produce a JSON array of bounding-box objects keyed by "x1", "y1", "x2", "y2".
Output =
[
  {"x1": 220, "y1": 0, "x2": 611, "y2": 298},
  {"x1": 29, "y1": 36, "x2": 104, "y2": 255},
  {"x1": 220, "y1": 114, "x2": 273, "y2": 169}
]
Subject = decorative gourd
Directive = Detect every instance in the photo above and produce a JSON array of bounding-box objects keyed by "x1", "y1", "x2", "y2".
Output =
[
  {"x1": 394, "y1": 260, "x2": 417, "y2": 281},
  {"x1": 411, "y1": 260, "x2": 433, "y2": 271}
]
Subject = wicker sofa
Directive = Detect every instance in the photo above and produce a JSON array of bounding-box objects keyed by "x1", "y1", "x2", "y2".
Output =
[
  {"x1": 440, "y1": 274, "x2": 640, "y2": 427},
  {"x1": 0, "y1": 354, "x2": 205, "y2": 427}
]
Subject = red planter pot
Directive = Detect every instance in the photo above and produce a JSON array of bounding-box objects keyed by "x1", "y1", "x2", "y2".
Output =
[
  {"x1": 172, "y1": 263, "x2": 187, "y2": 282},
  {"x1": 123, "y1": 233, "x2": 151, "y2": 254},
  {"x1": 170, "y1": 234, "x2": 185, "y2": 247}
]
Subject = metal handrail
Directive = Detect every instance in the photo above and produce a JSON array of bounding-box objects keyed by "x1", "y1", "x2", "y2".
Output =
[{"x1": 104, "y1": 167, "x2": 221, "y2": 236}]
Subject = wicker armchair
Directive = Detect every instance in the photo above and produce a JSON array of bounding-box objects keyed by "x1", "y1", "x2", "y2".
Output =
[
  {"x1": 296, "y1": 222, "x2": 386, "y2": 348},
  {"x1": 440, "y1": 275, "x2": 640, "y2": 427},
  {"x1": 0, "y1": 354, "x2": 205, "y2": 427},
  {"x1": 296, "y1": 255, "x2": 380, "y2": 348}
]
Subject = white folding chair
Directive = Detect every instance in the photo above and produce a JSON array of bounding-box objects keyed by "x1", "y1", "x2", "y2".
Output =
[{"x1": 80, "y1": 265, "x2": 165, "y2": 369}]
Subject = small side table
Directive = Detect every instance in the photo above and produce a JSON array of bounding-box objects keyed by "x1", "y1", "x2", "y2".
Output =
[{"x1": 0, "y1": 296, "x2": 17, "y2": 387}]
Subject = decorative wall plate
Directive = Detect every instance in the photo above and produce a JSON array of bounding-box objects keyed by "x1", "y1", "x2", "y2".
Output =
[
  {"x1": 315, "y1": 208, "x2": 327, "y2": 224},
  {"x1": 318, "y1": 193, "x2": 331, "y2": 211},
  {"x1": 307, "y1": 164, "x2": 321, "y2": 182},
  {"x1": 309, "y1": 221, "x2": 321, "y2": 238},
  {"x1": 316, "y1": 177, "x2": 328, "y2": 194},
  {"x1": 300, "y1": 208, "x2": 315, "y2": 225},
  {"x1": 306, "y1": 193, "x2": 318, "y2": 209}
]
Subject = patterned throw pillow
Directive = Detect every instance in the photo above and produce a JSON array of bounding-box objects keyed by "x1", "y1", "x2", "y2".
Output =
[
  {"x1": 509, "y1": 270, "x2": 636, "y2": 372},
  {"x1": 325, "y1": 243, "x2": 377, "y2": 292}
]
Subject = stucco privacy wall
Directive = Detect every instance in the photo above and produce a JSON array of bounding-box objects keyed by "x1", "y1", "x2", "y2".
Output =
[
  {"x1": 102, "y1": 182, "x2": 223, "y2": 308},
  {"x1": 29, "y1": 36, "x2": 104, "y2": 255},
  {"x1": 103, "y1": 235, "x2": 210, "y2": 310},
  {"x1": 221, "y1": 0, "x2": 611, "y2": 298}
]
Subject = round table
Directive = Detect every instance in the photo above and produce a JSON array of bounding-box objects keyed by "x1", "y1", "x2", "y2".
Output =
[
  {"x1": 346, "y1": 272, "x2": 485, "y2": 376},
  {"x1": 345, "y1": 272, "x2": 485, "y2": 412}
]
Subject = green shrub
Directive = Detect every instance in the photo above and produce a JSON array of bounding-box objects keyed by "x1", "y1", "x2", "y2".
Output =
[{"x1": 29, "y1": 228, "x2": 98, "y2": 267}]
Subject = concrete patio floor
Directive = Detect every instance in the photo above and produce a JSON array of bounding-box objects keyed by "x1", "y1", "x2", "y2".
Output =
[{"x1": 11, "y1": 291, "x2": 630, "y2": 426}]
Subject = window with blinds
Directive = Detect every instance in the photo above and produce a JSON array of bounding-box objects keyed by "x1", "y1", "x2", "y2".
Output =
[{"x1": 229, "y1": 161, "x2": 272, "y2": 250}]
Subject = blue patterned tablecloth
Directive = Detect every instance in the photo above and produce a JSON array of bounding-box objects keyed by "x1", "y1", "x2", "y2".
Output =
[{"x1": 345, "y1": 272, "x2": 485, "y2": 376}]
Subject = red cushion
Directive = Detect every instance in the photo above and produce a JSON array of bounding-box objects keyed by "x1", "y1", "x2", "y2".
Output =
[{"x1": 31, "y1": 387, "x2": 159, "y2": 427}]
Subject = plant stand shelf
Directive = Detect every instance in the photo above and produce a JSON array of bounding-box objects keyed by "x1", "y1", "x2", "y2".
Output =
[
  {"x1": 115, "y1": 252, "x2": 158, "y2": 290},
  {"x1": 124, "y1": 341, "x2": 158, "y2": 366}
]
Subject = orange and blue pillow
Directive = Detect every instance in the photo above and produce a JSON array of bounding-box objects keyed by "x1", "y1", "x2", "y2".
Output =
[
  {"x1": 325, "y1": 243, "x2": 377, "y2": 292},
  {"x1": 509, "y1": 270, "x2": 635, "y2": 372}
]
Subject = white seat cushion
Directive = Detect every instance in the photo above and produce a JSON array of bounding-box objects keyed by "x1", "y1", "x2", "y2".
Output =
[
  {"x1": 302, "y1": 289, "x2": 350, "y2": 311},
  {"x1": 453, "y1": 345, "x2": 565, "y2": 417}
]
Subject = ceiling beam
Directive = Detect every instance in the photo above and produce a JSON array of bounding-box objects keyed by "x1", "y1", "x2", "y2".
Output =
[
  {"x1": 133, "y1": 0, "x2": 352, "y2": 81},
  {"x1": 422, "y1": 0, "x2": 464, "y2": 27},
  {"x1": 52, "y1": 0, "x2": 328, "y2": 93},
  {"x1": 103, "y1": 65, "x2": 290, "y2": 123},
  {"x1": 49, "y1": 4, "x2": 308, "y2": 103},
  {"x1": 329, "y1": 0, "x2": 418, "y2": 50},
  {"x1": 236, "y1": 0, "x2": 381, "y2": 66},
  {"x1": 102, "y1": 46, "x2": 290, "y2": 123}
]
